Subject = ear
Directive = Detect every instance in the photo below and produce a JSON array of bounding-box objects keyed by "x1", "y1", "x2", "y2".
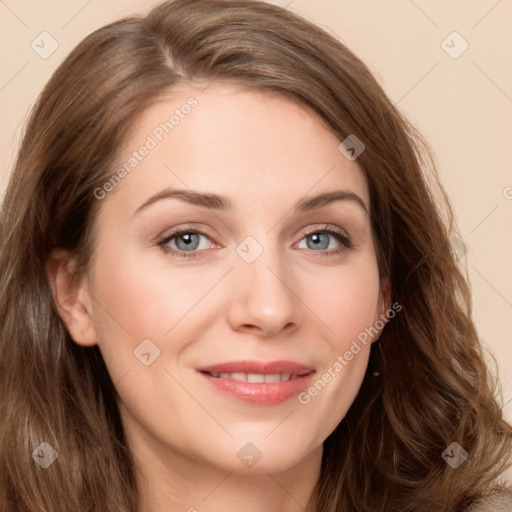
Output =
[
  {"x1": 46, "y1": 248, "x2": 98, "y2": 346},
  {"x1": 372, "y1": 277, "x2": 392, "y2": 343}
]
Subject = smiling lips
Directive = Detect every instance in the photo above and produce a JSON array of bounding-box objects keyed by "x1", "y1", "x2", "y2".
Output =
[{"x1": 198, "y1": 360, "x2": 315, "y2": 405}]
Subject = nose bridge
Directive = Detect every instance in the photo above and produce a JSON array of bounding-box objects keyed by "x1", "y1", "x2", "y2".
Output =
[{"x1": 228, "y1": 236, "x2": 299, "y2": 335}]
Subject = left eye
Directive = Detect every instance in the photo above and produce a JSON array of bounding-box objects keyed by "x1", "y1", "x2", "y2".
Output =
[
  {"x1": 161, "y1": 232, "x2": 213, "y2": 252},
  {"x1": 296, "y1": 231, "x2": 345, "y2": 251}
]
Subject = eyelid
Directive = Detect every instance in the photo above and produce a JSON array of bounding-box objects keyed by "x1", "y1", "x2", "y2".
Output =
[
  {"x1": 159, "y1": 229, "x2": 215, "y2": 247},
  {"x1": 300, "y1": 223, "x2": 349, "y2": 239},
  {"x1": 157, "y1": 223, "x2": 215, "y2": 244}
]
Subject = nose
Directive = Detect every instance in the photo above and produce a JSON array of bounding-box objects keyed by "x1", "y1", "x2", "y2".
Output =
[{"x1": 226, "y1": 250, "x2": 301, "y2": 338}]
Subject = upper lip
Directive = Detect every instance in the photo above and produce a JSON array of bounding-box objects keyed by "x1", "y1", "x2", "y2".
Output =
[{"x1": 197, "y1": 360, "x2": 315, "y2": 376}]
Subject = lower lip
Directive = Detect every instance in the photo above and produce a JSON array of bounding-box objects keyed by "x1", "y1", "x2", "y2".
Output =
[{"x1": 199, "y1": 372, "x2": 315, "y2": 405}]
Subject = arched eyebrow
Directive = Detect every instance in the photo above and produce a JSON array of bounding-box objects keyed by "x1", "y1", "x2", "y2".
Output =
[
  {"x1": 134, "y1": 188, "x2": 368, "y2": 215},
  {"x1": 135, "y1": 189, "x2": 230, "y2": 214},
  {"x1": 295, "y1": 190, "x2": 368, "y2": 214}
]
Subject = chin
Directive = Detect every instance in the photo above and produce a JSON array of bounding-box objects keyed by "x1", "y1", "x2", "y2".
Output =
[{"x1": 191, "y1": 429, "x2": 321, "y2": 475}]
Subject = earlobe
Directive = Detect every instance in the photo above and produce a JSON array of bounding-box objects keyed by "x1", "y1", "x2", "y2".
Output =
[{"x1": 46, "y1": 249, "x2": 98, "y2": 347}]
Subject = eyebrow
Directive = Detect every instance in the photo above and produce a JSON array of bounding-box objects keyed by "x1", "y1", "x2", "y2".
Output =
[
  {"x1": 134, "y1": 188, "x2": 368, "y2": 215},
  {"x1": 296, "y1": 190, "x2": 368, "y2": 214},
  {"x1": 135, "y1": 188, "x2": 230, "y2": 213}
]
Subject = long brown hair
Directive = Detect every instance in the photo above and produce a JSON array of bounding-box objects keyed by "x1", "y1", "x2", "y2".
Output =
[{"x1": 1, "y1": 1, "x2": 510, "y2": 510}]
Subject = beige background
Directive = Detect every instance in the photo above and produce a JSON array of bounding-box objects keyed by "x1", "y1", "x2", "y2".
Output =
[{"x1": 1, "y1": 0, "x2": 511, "y2": 470}]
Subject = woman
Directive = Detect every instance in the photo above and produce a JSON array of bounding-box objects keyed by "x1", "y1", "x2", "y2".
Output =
[{"x1": 0, "y1": 1, "x2": 510, "y2": 510}]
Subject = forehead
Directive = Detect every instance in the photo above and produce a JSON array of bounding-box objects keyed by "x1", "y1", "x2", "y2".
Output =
[{"x1": 102, "y1": 84, "x2": 369, "y2": 215}]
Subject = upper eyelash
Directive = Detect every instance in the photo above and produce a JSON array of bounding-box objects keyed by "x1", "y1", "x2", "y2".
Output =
[{"x1": 157, "y1": 225, "x2": 351, "y2": 259}]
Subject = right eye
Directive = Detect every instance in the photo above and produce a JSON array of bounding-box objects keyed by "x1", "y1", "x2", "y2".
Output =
[{"x1": 158, "y1": 229, "x2": 217, "y2": 258}]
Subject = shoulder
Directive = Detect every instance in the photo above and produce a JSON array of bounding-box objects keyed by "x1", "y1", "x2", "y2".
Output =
[{"x1": 466, "y1": 488, "x2": 512, "y2": 512}]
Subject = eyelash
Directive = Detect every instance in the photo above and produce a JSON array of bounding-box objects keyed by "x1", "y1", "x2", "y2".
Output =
[{"x1": 157, "y1": 225, "x2": 352, "y2": 259}]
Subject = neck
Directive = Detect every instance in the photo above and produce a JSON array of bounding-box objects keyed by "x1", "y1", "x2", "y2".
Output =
[{"x1": 134, "y1": 441, "x2": 322, "y2": 512}]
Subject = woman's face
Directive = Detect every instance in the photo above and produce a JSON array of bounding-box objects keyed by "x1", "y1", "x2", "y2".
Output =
[{"x1": 70, "y1": 84, "x2": 388, "y2": 474}]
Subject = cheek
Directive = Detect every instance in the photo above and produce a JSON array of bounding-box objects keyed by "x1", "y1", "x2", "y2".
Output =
[
  {"x1": 294, "y1": 254, "x2": 380, "y2": 432},
  {"x1": 90, "y1": 247, "x2": 220, "y2": 336},
  {"x1": 86, "y1": 243, "x2": 229, "y2": 378},
  {"x1": 306, "y1": 254, "x2": 382, "y2": 349}
]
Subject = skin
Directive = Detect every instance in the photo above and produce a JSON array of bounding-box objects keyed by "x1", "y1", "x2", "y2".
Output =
[{"x1": 49, "y1": 84, "x2": 390, "y2": 512}]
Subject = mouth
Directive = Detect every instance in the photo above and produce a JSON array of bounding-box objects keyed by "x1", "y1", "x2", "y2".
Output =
[{"x1": 197, "y1": 360, "x2": 315, "y2": 405}]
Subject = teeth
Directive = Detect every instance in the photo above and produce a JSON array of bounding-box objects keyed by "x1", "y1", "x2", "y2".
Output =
[
  {"x1": 207, "y1": 372, "x2": 302, "y2": 383},
  {"x1": 247, "y1": 373, "x2": 265, "y2": 383}
]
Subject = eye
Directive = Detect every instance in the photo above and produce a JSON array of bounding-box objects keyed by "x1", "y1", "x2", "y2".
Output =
[
  {"x1": 296, "y1": 226, "x2": 351, "y2": 254},
  {"x1": 158, "y1": 229, "x2": 216, "y2": 258}
]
